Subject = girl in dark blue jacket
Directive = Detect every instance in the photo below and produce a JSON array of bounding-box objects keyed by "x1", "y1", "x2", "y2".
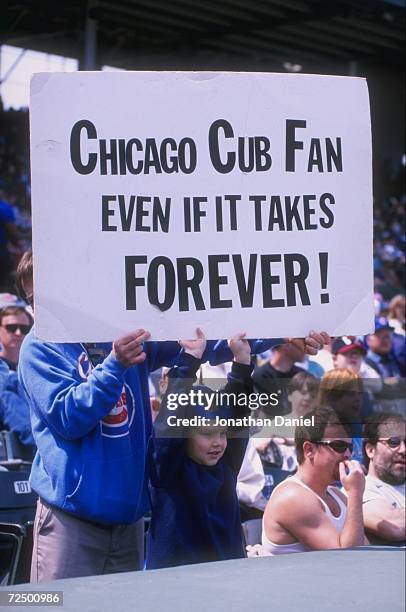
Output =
[{"x1": 147, "y1": 329, "x2": 254, "y2": 569}]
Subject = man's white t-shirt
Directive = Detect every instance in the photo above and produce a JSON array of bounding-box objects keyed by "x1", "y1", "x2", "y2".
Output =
[{"x1": 363, "y1": 475, "x2": 405, "y2": 509}]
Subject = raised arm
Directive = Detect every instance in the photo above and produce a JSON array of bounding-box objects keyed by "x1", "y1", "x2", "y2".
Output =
[
  {"x1": 150, "y1": 329, "x2": 206, "y2": 483},
  {"x1": 265, "y1": 460, "x2": 365, "y2": 550},
  {"x1": 18, "y1": 329, "x2": 149, "y2": 441},
  {"x1": 221, "y1": 333, "x2": 254, "y2": 474},
  {"x1": 146, "y1": 330, "x2": 331, "y2": 371},
  {"x1": 153, "y1": 328, "x2": 206, "y2": 429}
]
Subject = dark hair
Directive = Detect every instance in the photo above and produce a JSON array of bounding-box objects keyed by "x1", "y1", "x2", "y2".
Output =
[
  {"x1": 16, "y1": 250, "x2": 33, "y2": 300},
  {"x1": 295, "y1": 405, "x2": 350, "y2": 464},
  {"x1": 362, "y1": 412, "x2": 405, "y2": 468},
  {"x1": 287, "y1": 371, "x2": 319, "y2": 396},
  {"x1": 0, "y1": 305, "x2": 32, "y2": 327}
]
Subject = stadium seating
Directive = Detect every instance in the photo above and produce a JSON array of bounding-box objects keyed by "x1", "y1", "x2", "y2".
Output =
[{"x1": 0, "y1": 469, "x2": 37, "y2": 584}]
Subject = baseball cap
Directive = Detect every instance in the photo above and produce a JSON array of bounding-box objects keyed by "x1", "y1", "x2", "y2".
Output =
[
  {"x1": 374, "y1": 317, "x2": 394, "y2": 332},
  {"x1": 0, "y1": 293, "x2": 28, "y2": 310},
  {"x1": 332, "y1": 336, "x2": 367, "y2": 355}
]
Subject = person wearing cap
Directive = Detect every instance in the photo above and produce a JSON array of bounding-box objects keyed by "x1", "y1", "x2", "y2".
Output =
[
  {"x1": 332, "y1": 336, "x2": 368, "y2": 373},
  {"x1": 364, "y1": 317, "x2": 405, "y2": 414},
  {"x1": 366, "y1": 317, "x2": 404, "y2": 378},
  {"x1": 0, "y1": 298, "x2": 34, "y2": 449},
  {"x1": 146, "y1": 329, "x2": 254, "y2": 569},
  {"x1": 331, "y1": 336, "x2": 380, "y2": 415}
]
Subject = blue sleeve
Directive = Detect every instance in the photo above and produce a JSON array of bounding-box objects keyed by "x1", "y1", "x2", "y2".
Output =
[
  {"x1": 201, "y1": 338, "x2": 283, "y2": 365},
  {"x1": 0, "y1": 201, "x2": 16, "y2": 223},
  {"x1": 145, "y1": 337, "x2": 283, "y2": 371},
  {"x1": 0, "y1": 368, "x2": 35, "y2": 446},
  {"x1": 222, "y1": 361, "x2": 254, "y2": 397},
  {"x1": 1, "y1": 392, "x2": 35, "y2": 447},
  {"x1": 153, "y1": 352, "x2": 201, "y2": 438},
  {"x1": 221, "y1": 361, "x2": 253, "y2": 476},
  {"x1": 0, "y1": 359, "x2": 8, "y2": 394},
  {"x1": 18, "y1": 341, "x2": 128, "y2": 441},
  {"x1": 150, "y1": 352, "x2": 201, "y2": 486},
  {"x1": 144, "y1": 341, "x2": 184, "y2": 372}
]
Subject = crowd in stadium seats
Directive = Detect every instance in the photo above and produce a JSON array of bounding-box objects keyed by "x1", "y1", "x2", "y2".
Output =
[
  {"x1": 0, "y1": 110, "x2": 31, "y2": 293},
  {"x1": 0, "y1": 108, "x2": 404, "y2": 584}
]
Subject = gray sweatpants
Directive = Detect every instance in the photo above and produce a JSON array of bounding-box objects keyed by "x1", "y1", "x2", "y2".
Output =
[{"x1": 30, "y1": 499, "x2": 144, "y2": 582}]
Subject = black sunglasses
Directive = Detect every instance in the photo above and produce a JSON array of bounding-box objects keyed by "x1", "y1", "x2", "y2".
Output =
[
  {"x1": 317, "y1": 440, "x2": 353, "y2": 454},
  {"x1": 1, "y1": 324, "x2": 31, "y2": 335},
  {"x1": 378, "y1": 437, "x2": 406, "y2": 450}
]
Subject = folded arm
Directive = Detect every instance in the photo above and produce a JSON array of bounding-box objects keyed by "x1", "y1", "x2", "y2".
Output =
[{"x1": 363, "y1": 499, "x2": 406, "y2": 542}]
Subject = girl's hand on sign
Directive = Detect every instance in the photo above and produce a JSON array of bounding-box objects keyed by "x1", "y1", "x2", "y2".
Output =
[
  {"x1": 228, "y1": 332, "x2": 251, "y2": 365},
  {"x1": 179, "y1": 327, "x2": 207, "y2": 360}
]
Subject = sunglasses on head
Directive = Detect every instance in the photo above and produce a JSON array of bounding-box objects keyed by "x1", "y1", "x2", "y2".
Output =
[
  {"x1": 317, "y1": 440, "x2": 353, "y2": 454},
  {"x1": 378, "y1": 437, "x2": 406, "y2": 450},
  {"x1": 1, "y1": 324, "x2": 31, "y2": 335}
]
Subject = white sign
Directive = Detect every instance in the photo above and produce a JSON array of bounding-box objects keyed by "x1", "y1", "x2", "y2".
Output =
[{"x1": 30, "y1": 71, "x2": 374, "y2": 341}]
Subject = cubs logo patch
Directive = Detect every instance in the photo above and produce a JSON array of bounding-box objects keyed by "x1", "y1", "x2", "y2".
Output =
[
  {"x1": 102, "y1": 390, "x2": 128, "y2": 426},
  {"x1": 101, "y1": 384, "x2": 135, "y2": 438}
]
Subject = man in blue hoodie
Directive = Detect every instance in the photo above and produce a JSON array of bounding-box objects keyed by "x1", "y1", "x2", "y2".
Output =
[
  {"x1": 0, "y1": 300, "x2": 35, "y2": 451},
  {"x1": 16, "y1": 250, "x2": 328, "y2": 581}
]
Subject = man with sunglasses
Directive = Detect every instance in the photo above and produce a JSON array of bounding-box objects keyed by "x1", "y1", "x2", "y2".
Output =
[
  {"x1": 0, "y1": 305, "x2": 32, "y2": 370},
  {"x1": 262, "y1": 406, "x2": 366, "y2": 554},
  {"x1": 0, "y1": 302, "x2": 35, "y2": 448},
  {"x1": 363, "y1": 412, "x2": 405, "y2": 544}
]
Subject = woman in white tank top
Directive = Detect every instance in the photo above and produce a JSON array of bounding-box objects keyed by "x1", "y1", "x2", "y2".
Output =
[{"x1": 262, "y1": 475, "x2": 347, "y2": 555}]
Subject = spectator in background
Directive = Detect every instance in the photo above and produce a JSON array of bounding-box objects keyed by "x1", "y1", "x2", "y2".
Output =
[
  {"x1": 319, "y1": 368, "x2": 364, "y2": 462},
  {"x1": 0, "y1": 299, "x2": 34, "y2": 449},
  {"x1": 365, "y1": 317, "x2": 406, "y2": 414},
  {"x1": 237, "y1": 438, "x2": 267, "y2": 521},
  {"x1": 287, "y1": 371, "x2": 319, "y2": 418},
  {"x1": 332, "y1": 336, "x2": 368, "y2": 374},
  {"x1": 387, "y1": 294, "x2": 405, "y2": 336},
  {"x1": 366, "y1": 317, "x2": 404, "y2": 378},
  {"x1": 253, "y1": 339, "x2": 307, "y2": 416},
  {"x1": 253, "y1": 371, "x2": 319, "y2": 474},
  {"x1": 149, "y1": 367, "x2": 169, "y2": 422},
  {"x1": 331, "y1": 336, "x2": 378, "y2": 413},
  {"x1": 362, "y1": 413, "x2": 405, "y2": 544},
  {"x1": 0, "y1": 303, "x2": 32, "y2": 370},
  {"x1": 310, "y1": 335, "x2": 334, "y2": 373},
  {"x1": 0, "y1": 190, "x2": 22, "y2": 291}
]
